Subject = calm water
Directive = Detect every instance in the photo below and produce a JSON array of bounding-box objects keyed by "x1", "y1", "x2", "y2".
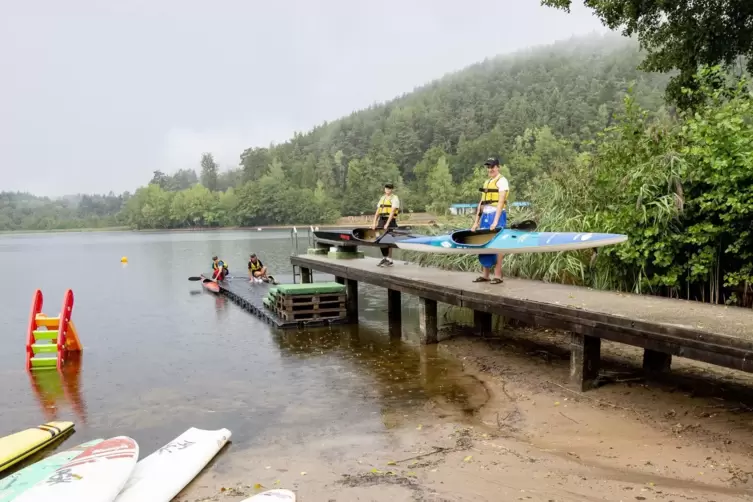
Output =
[{"x1": 0, "y1": 230, "x2": 483, "y2": 472}]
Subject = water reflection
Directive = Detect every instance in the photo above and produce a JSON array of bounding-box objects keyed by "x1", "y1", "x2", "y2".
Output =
[
  {"x1": 269, "y1": 324, "x2": 488, "y2": 428},
  {"x1": 27, "y1": 352, "x2": 87, "y2": 424}
]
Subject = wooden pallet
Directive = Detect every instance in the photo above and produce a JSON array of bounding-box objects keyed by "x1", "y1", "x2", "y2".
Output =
[
  {"x1": 274, "y1": 293, "x2": 346, "y2": 306},
  {"x1": 275, "y1": 307, "x2": 347, "y2": 321}
]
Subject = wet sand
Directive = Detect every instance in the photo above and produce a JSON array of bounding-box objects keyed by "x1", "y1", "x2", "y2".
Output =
[{"x1": 177, "y1": 325, "x2": 753, "y2": 502}]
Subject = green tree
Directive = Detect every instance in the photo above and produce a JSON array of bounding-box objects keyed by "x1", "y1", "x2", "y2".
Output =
[
  {"x1": 200, "y1": 153, "x2": 219, "y2": 191},
  {"x1": 426, "y1": 156, "x2": 456, "y2": 215},
  {"x1": 541, "y1": 0, "x2": 753, "y2": 108}
]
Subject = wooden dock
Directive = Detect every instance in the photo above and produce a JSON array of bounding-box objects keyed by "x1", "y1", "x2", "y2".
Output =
[
  {"x1": 217, "y1": 278, "x2": 349, "y2": 329},
  {"x1": 291, "y1": 254, "x2": 753, "y2": 391}
]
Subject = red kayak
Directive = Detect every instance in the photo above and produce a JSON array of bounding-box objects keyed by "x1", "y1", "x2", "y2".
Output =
[{"x1": 200, "y1": 275, "x2": 220, "y2": 293}]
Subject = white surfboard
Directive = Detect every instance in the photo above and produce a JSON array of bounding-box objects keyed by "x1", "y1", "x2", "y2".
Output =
[
  {"x1": 14, "y1": 436, "x2": 138, "y2": 502},
  {"x1": 112, "y1": 427, "x2": 231, "y2": 502},
  {"x1": 0, "y1": 439, "x2": 103, "y2": 502},
  {"x1": 241, "y1": 489, "x2": 296, "y2": 501}
]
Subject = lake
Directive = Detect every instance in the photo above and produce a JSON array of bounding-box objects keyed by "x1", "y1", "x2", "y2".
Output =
[{"x1": 0, "y1": 229, "x2": 486, "y2": 488}]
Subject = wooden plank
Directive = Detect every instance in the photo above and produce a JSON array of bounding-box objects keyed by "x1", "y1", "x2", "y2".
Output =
[
  {"x1": 474, "y1": 310, "x2": 492, "y2": 335},
  {"x1": 275, "y1": 305, "x2": 345, "y2": 316},
  {"x1": 388, "y1": 289, "x2": 402, "y2": 334},
  {"x1": 418, "y1": 298, "x2": 438, "y2": 345},
  {"x1": 570, "y1": 333, "x2": 601, "y2": 391},
  {"x1": 346, "y1": 279, "x2": 358, "y2": 323},
  {"x1": 275, "y1": 294, "x2": 346, "y2": 306}
]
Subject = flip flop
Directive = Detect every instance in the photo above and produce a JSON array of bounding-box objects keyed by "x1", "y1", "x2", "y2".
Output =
[
  {"x1": 490, "y1": 277, "x2": 503, "y2": 284},
  {"x1": 473, "y1": 276, "x2": 489, "y2": 283}
]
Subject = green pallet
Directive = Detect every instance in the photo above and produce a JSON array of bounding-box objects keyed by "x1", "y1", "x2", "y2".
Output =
[{"x1": 274, "y1": 282, "x2": 345, "y2": 296}]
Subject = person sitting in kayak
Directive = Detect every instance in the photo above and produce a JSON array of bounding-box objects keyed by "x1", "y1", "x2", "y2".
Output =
[
  {"x1": 211, "y1": 256, "x2": 229, "y2": 282},
  {"x1": 470, "y1": 157, "x2": 509, "y2": 285},
  {"x1": 371, "y1": 182, "x2": 400, "y2": 267},
  {"x1": 248, "y1": 253, "x2": 274, "y2": 283}
]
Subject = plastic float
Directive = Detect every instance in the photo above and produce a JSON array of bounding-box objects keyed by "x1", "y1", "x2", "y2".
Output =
[{"x1": 25, "y1": 289, "x2": 83, "y2": 371}]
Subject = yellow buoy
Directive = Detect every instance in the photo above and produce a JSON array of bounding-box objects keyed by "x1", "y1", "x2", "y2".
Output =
[{"x1": 120, "y1": 256, "x2": 128, "y2": 263}]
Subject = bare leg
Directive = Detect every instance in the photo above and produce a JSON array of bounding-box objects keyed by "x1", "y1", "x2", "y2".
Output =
[{"x1": 495, "y1": 254, "x2": 504, "y2": 279}]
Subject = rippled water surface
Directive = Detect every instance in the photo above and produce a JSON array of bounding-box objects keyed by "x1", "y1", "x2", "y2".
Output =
[{"x1": 0, "y1": 230, "x2": 485, "y2": 472}]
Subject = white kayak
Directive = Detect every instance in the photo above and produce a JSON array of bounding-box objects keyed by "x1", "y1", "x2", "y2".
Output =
[
  {"x1": 14, "y1": 436, "x2": 138, "y2": 502},
  {"x1": 113, "y1": 427, "x2": 231, "y2": 502},
  {"x1": 241, "y1": 489, "x2": 296, "y2": 501}
]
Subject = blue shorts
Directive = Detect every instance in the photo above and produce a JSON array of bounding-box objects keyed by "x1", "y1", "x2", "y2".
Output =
[
  {"x1": 478, "y1": 209, "x2": 506, "y2": 268},
  {"x1": 479, "y1": 209, "x2": 506, "y2": 230}
]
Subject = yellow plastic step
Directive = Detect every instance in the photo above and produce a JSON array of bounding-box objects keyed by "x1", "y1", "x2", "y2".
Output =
[
  {"x1": 29, "y1": 357, "x2": 58, "y2": 369},
  {"x1": 32, "y1": 330, "x2": 58, "y2": 340},
  {"x1": 35, "y1": 315, "x2": 60, "y2": 328},
  {"x1": 31, "y1": 343, "x2": 57, "y2": 354}
]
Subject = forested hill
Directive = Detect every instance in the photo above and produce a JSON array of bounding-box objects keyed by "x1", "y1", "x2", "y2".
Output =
[
  {"x1": 241, "y1": 34, "x2": 666, "y2": 181},
  {"x1": 234, "y1": 33, "x2": 671, "y2": 217},
  {"x1": 2, "y1": 33, "x2": 672, "y2": 231}
]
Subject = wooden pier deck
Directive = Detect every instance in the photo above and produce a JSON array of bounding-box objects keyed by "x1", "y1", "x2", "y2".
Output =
[
  {"x1": 217, "y1": 278, "x2": 349, "y2": 329},
  {"x1": 291, "y1": 254, "x2": 753, "y2": 391}
]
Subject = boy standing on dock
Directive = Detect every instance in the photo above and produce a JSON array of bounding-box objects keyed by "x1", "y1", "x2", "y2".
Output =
[
  {"x1": 470, "y1": 157, "x2": 509, "y2": 284},
  {"x1": 371, "y1": 183, "x2": 400, "y2": 267}
]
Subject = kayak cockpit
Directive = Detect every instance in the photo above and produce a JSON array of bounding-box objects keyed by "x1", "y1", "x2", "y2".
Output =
[{"x1": 450, "y1": 228, "x2": 503, "y2": 247}]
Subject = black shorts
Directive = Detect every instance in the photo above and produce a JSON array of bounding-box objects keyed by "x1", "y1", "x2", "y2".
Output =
[{"x1": 378, "y1": 216, "x2": 398, "y2": 228}]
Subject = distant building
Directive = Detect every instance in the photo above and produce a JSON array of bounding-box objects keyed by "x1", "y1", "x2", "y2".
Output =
[{"x1": 449, "y1": 201, "x2": 531, "y2": 215}]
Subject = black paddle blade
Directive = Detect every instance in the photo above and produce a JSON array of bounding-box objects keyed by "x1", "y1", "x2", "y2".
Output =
[
  {"x1": 188, "y1": 276, "x2": 203, "y2": 281},
  {"x1": 509, "y1": 219, "x2": 537, "y2": 231}
]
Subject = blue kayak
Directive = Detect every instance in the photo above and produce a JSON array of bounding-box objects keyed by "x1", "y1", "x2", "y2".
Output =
[{"x1": 395, "y1": 227, "x2": 628, "y2": 255}]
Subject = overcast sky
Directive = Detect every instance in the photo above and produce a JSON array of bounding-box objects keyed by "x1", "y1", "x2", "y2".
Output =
[{"x1": 0, "y1": 0, "x2": 608, "y2": 196}]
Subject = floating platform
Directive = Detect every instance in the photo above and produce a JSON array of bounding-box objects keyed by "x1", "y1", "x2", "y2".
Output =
[{"x1": 216, "y1": 278, "x2": 350, "y2": 329}]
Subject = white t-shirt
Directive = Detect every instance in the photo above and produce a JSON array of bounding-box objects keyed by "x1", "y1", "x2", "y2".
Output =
[{"x1": 482, "y1": 176, "x2": 509, "y2": 213}]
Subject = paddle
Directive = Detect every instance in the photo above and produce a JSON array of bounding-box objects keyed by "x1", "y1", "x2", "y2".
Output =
[
  {"x1": 372, "y1": 227, "x2": 413, "y2": 244},
  {"x1": 188, "y1": 274, "x2": 236, "y2": 282},
  {"x1": 438, "y1": 219, "x2": 538, "y2": 236},
  {"x1": 510, "y1": 219, "x2": 537, "y2": 231}
]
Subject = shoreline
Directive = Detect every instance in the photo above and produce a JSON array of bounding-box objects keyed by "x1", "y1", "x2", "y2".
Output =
[
  {"x1": 0, "y1": 222, "x2": 437, "y2": 236},
  {"x1": 178, "y1": 325, "x2": 753, "y2": 501}
]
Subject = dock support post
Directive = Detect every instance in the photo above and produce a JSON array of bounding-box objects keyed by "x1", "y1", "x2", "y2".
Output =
[
  {"x1": 346, "y1": 279, "x2": 358, "y2": 323},
  {"x1": 388, "y1": 289, "x2": 402, "y2": 338},
  {"x1": 301, "y1": 267, "x2": 312, "y2": 284},
  {"x1": 643, "y1": 349, "x2": 672, "y2": 374},
  {"x1": 418, "y1": 298, "x2": 438, "y2": 345},
  {"x1": 569, "y1": 333, "x2": 601, "y2": 391},
  {"x1": 474, "y1": 310, "x2": 492, "y2": 335}
]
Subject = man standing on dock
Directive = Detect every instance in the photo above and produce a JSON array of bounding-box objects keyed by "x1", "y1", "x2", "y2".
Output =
[
  {"x1": 371, "y1": 182, "x2": 400, "y2": 267},
  {"x1": 470, "y1": 157, "x2": 509, "y2": 284}
]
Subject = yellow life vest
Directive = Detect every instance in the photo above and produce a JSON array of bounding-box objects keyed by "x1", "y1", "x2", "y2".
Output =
[
  {"x1": 248, "y1": 260, "x2": 262, "y2": 272},
  {"x1": 378, "y1": 195, "x2": 398, "y2": 217},
  {"x1": 213, "y1": 260, "x2": 228, "y2": 271},
  {"x1": 479, "y1": 175, "x2": 503, "y2": 206}
]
